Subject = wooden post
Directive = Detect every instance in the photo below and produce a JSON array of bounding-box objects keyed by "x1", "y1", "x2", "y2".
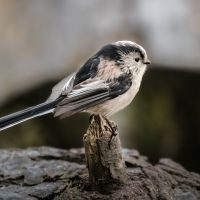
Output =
[{"x1": 83, "y1": 115, "x2": 128, "y2": 191}]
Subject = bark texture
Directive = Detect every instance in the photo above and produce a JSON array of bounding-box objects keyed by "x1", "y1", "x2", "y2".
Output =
[
  {"x1": 0, "y1": 146, "x2": 199, "y2": 200},
  {"x1": 84, "y1": 115, "x2": 128, "y2": 191}
]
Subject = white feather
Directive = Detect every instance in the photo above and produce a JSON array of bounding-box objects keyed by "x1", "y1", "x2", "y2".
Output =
[
  {"x1": 47, "y1": 73, "x2": 75, "y2": 101},
  {"x1": 67, "y1": 80, "x2": 108, "y2": 98}
]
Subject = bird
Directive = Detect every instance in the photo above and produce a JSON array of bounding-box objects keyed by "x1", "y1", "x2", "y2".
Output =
[{"x1": 0, "y1": 40, "x2": 150, "y2": 132}]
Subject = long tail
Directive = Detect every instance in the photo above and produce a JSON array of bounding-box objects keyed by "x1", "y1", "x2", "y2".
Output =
[{"x1": 0, "y1": 99, "x2": 60, "y2": 131}]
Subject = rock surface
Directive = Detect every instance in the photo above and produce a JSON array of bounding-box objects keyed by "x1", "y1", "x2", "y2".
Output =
[{"x1": 0, "y1": 147, "x2": 199, "y2": 200}]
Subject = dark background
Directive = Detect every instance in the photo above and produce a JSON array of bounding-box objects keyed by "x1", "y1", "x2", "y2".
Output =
[
  {"x1": 0, "y1": 67, "x2": 200, "y2": 173},
  {"x1": 0, "y1": 1, "x2": 200, "y2": 173}
]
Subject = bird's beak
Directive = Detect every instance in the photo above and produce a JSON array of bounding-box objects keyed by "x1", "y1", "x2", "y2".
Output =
[{"x1": 143, "y1": 58, "x2": 151, "y2": 65}]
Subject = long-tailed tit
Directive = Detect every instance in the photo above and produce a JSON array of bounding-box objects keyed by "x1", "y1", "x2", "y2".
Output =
[{"x1": 0, "y1": 41, "x2": 150, "y2": 131}]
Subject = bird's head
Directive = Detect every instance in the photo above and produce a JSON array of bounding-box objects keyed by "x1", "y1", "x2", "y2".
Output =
[{"x1": 96, "y1": 40, "x2": 150, "y2": 74}]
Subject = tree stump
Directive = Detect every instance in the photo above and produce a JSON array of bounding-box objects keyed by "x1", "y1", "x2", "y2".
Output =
[{"x1": 83, "y1": 115, "x2": 128, "y2": 191}]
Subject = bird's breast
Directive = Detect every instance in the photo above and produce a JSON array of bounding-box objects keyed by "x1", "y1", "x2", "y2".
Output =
[
  {"x1": 86, "y1": 79, "x2": 140, "y2": 116},
  {"x1": 86, "y1": 65, "x2": 146, "y2": 116}
]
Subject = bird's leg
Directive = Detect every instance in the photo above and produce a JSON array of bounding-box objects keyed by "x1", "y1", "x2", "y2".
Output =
[
  {"x1": 103, "y1": 116, "x2": 118, "y2": 147},
  {"x1": 89, "y1": 115, "x2": 118, "y2": 147},
  {"x1": 89, "y1": 114, "x2": 103, "y2": 137},
  {"x1": 89, "y1": 114, "x2": 94, "y2": 124}
]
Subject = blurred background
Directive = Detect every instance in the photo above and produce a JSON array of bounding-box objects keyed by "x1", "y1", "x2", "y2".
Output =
[{"x1": 0, "y1": 0, "x2": 200, "y2": 173}]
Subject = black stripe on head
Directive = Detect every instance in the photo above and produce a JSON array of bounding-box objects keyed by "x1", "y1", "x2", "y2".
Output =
[
  {"x1": 96, "y1": 43, "x2": 145, "y2": 61},
  {"x1": 96, "y1": 44, "x2": 121, "y2": 61},
  {"x1": 117, "y1": 45, "x2": 145, "y2": 59}
]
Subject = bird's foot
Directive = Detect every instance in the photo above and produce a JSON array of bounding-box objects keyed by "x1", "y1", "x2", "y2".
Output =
[
  {"x1": 89, "y1": 114, "x2": 94, "y2": 124},
  {"x1": 103, "y1": 117, "x2": 118, "y2": 148}
]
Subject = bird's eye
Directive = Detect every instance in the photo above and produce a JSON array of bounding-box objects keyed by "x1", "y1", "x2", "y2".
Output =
[{"x1": 135, "y1": 58, "x2": 140, "y2": 62}]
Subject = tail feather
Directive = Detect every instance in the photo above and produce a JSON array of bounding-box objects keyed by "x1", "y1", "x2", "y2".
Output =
[{"x1": 0, "y1": 100, "x2": 59, "y2": 131}]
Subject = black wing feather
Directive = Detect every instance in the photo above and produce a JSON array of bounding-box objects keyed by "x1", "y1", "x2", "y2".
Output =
[
  {"x1": 73, "y1": 57, "x2": 100, "y2": 86},
  {"x1": 54, "y1": 73, "x2": 132, "y2": 118}
]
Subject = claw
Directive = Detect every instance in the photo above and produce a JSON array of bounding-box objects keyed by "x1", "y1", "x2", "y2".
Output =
[{"x1": 102, "y1": 117, "x2": 118, "y2": 148}]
